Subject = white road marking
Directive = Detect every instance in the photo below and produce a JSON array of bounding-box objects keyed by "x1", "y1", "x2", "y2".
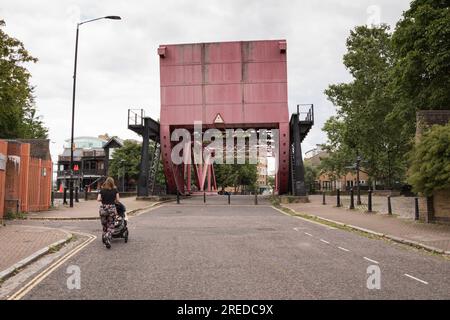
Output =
[
  {"x1": 7, "y1": 232, "x2": 96, "y2": 300},
  {"x1": 271, "y1": 206, "x2": 336, "y2": 230},
  {"x1": 404, "y1": 274, "x2": 428, "y2": 285},
  {"x1": 320, "y1": 239, "x2": 330, "y2": 244},
  {"x1": 304, "y1": 232, "x2": 313, "y2": 237},
  {"x1": 293, "y1": 227, "x2": 300, "y2": 232},
  {"x1": 338, "y1": 246, "x2": 350, "y2": 252},
  {"x1": 363, "y1": 257, "x2": 379, "y2": 264}
]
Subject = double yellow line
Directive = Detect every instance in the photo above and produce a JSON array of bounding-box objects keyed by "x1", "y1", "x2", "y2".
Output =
[{"x1": 7, "y1": 233, "x2": 96, "y2": 300}]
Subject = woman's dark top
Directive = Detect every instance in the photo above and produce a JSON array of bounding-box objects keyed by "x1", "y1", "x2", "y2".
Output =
[{"x1": 100, "y1": 188, "x2": 118, "y2": 205}]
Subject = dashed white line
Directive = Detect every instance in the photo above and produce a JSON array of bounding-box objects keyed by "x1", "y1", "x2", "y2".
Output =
[
  {"x1": 338, "y1": 246, "x2": 350, "y2": 252},
  {"x1": 404, "y1": 274, "x2": 428, "y2": 285},
  {"x1": 304, "y1": 232, "x2": 313, "y2": 237},
  {"x1": 320, "y1": 239, "x2": 330, "y2": 244},
  {"x1": 363, "y1": 257, "x2": 379, "y2": 264}
]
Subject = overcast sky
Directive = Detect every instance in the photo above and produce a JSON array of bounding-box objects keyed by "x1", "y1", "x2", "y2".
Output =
[{"x1": 1, "y1": 0, "x2": 411, "y2": 164}]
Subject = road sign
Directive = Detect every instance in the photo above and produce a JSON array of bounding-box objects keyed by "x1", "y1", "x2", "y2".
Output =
[{"x1": 214, "y1": 113, "x2": 224, "y2": 124}]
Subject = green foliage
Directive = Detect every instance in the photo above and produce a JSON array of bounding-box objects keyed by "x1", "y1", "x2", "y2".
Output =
[
  {"x1": 0, "y1": 19, "x2": 47, "y2": 139},
  {"x1": 408, "y1": 124, "x2": 450, "y2": 196},
  {"x1": 323, "y1": 25, "x2": 407, "y2": 186},
  {"x1": 214, "y1": 163, "x2": 257, "y2": 190},
  {"x1": 322, "y1": 0, "x2": 449, "y2": 187},
  {"x1": 304, "y1": 163, "x2": 319, "y2": 189},
  {"x1": 389, "y1": 0, "x2": 450, "y2": 140},
  {"x1": 108, "y1": 140, "x2": 165, "y2": 187}
]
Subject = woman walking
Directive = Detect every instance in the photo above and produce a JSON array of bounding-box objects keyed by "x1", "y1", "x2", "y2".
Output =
[{"x1": 97, "y1": 177, "x2": 120, "y2": 249}]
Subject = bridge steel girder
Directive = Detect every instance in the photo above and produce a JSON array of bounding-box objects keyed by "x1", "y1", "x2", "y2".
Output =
[{"x1": 159, "y1": 40, "x2": 291, "y2": 195}]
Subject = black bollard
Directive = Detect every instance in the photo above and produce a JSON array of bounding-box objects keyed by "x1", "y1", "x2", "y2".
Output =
[
  {"x1": 63, "y1": 187, "x2": 68, "y2": 205},
  {"x1": 350, "y1": 188, "x2": 355, "y2": 209},
  {"x1": 368, "y1": 189, "x2": 373, "y2": 212},
  {"x1": 254, "y1": 192, "x2": 258, "y2": 205},
  {"x1": 228, "y1": 193, "x2": 231, "y2": 205},
  {"x1": 336, "y1": 189, "x2": 341, "y2": 207},
  {"x1": 177, "y1": 190, "x2": 180, "y2": 204},
  {"x1": 387, "y1": 195, "x2": 392, "y2": 215},
  {"x1": 322, "y1": 192, "x2": 326, "y2": 205},
  {"x1": 414, "y1": 197, "x2": 419, "y2": 220},
  {"x1": 51, "y1": 191, "x2": 54, "y2": 207},
  {"x1": 84, "y1": 186, "x2": 88, "y2": 201},
  {"x1": 203, "y1": 191, "x2": 206, "y2": 203}
]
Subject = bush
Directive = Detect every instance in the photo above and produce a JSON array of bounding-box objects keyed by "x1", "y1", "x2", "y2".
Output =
[{"x1": 408, "y1": 124, "x2": 450, "y2": 196}]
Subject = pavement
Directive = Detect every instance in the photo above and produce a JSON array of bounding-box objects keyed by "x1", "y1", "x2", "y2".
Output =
[
  {"x1": 282, "y1": 195, "x2": 450, "y2": 254},
  {"x1": 27, "y1": 197, "x2": 158, "y2": 220},
  {"x1": 0, "y1": 197, "x2": 158, "y2": 284},
  {"x1": 0, "y1": 224, "x2": 72, "y2": 281},
  {"x1": 4, "y1": 195, "x2": 449, "y2": 300}
]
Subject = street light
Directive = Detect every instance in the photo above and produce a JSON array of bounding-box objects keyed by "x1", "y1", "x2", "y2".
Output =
[{"x1": 69, "y1": 15, "x2": 121, "y2": 208}]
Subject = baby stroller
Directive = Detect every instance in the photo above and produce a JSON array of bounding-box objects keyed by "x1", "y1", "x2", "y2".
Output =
[{"x1": 112, "y1": 202, "x2": 129, "y2": 243}]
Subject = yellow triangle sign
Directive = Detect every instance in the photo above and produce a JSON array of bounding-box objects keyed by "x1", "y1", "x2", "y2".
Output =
[{"x1": 214, "y1": 113, "x2": 224, "y2": 124}]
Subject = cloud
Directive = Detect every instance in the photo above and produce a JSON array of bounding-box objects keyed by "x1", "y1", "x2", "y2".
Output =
[{"x1": 0, "y1": 0, "x2": 411, "y2": 163}]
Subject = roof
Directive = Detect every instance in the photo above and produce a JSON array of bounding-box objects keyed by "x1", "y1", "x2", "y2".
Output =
[{"x1": 103, "y1": 137, "x2": 124, "y2": 149}]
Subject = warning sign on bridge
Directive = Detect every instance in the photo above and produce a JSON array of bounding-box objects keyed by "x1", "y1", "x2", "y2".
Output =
[{"x1": 214, "y1": 113, "x2": 224, "y2": 124}]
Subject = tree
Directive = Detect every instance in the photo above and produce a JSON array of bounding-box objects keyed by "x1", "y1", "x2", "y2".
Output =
[
  {"x1": 304, "y1": 163, "x2": 319, "y2": 192},
  {"x1": 0, "y1": 19, "x2": 47, "y2": 139},
  {"x1": 214, "y1": 163, "x2": 257, "y2": 192},
  {"x1": 389, "y1": 0, "x2": 450, "y2": 142},
  {"x1": 407, "y1": 124, "x2": 450, "y2": 196},
  {"x1": 109, "y1": 140, "x2": 165, "y2": 189},
  {"x1": 323, "y1": 25, "x2": 407, "y2": 186}
]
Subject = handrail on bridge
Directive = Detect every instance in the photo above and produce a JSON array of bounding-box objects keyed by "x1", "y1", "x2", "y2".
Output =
[
  {"x1": 128, "y1": 109, "x2": 145, "y2": 127},
  {"x1": 296, "y1": 104, "x2": 314, "y2": 124}
]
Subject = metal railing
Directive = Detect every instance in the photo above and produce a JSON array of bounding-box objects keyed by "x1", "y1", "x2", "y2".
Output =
[
  {"x1": 128, "y1": 109, "x2": 145, "y2": 127},
  {"x1": 297, "y1": 104, "x2": 314, "y2": 124}
]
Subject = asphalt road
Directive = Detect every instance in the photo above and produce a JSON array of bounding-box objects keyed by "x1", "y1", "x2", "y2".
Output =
[{"x1": 12, "y1": 196, "x2": 450, "y2": 299}]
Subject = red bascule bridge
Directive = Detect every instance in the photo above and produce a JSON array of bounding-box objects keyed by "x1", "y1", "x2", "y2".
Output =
[{"x1": 128, "y1": 40, "x2": 313, "y2": 196}]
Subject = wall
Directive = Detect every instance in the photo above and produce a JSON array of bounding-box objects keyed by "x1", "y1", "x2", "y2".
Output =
[{"x1": 0, "y1": 139, "x2": 52, "y2": 216}]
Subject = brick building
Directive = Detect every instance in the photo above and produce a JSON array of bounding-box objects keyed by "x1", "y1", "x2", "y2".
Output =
[
  {"x1": 304, "y1": 147, "x2": 369, "y2": 192},
  {"x1": 56, "y1": 136, "x2": 123, "y2": 191}
]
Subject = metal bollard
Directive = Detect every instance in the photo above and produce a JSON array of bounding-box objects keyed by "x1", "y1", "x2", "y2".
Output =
[
  {"x1": 322, "y1": 192, "x2": 326, "y2": 205},
  {"x1": 414, "y1": 197, "x2": 419, "y2": 220},
  {"x1": 176, "y1": 190, "x2": 180, "y2": 204},
  {"x1": 254, "y1": 192, "x2": 258, "y2": 205},
  {"x1": 63, "y1": 187, "x2": 68, "y2": 205},
  {"x1": 368, "y1": 189, "x2": 372, "y2": 212},
  {"x1": 203, "y1": 191, "x2": 206, "y2": 203},
  {"x1": 51, "y1": 191, "x2": 55, "y2": 207},
  {"x1": 387, "y1": 195, "x2": 392, "y2": 215},
  {"x1": 228, "y1": 193, "x2": 231, "y2": 205},
  {"x1": 336, "y1": 189, "x2": 341, "y2": 207},
  {"x1": 84, "y1": 187, "x2": 88, "y2": 201},
  {"x1": 350, "y1": 188, "x2": 355, "y2": 209}
]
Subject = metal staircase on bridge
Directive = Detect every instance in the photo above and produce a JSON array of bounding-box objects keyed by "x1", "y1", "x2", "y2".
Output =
[
  {"x1": 288, "y1": 104, "x2": 314, "y2": 196},
  {"x1": 127, "y1": 109, "x2": 162, "y2": 197}
]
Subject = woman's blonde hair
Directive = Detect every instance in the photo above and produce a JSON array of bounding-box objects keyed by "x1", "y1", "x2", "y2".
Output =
[{"x1": 102, "y1": 177, "x2": 117, "y2": 190}]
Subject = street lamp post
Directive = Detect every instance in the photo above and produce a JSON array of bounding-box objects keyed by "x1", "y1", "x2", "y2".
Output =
[
  {"x1": 356, "y1": 155, "x2": 361, "y2": 205},
  {"x1": 69, "y1": 15, "x2": 121, "y2": 207}
]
